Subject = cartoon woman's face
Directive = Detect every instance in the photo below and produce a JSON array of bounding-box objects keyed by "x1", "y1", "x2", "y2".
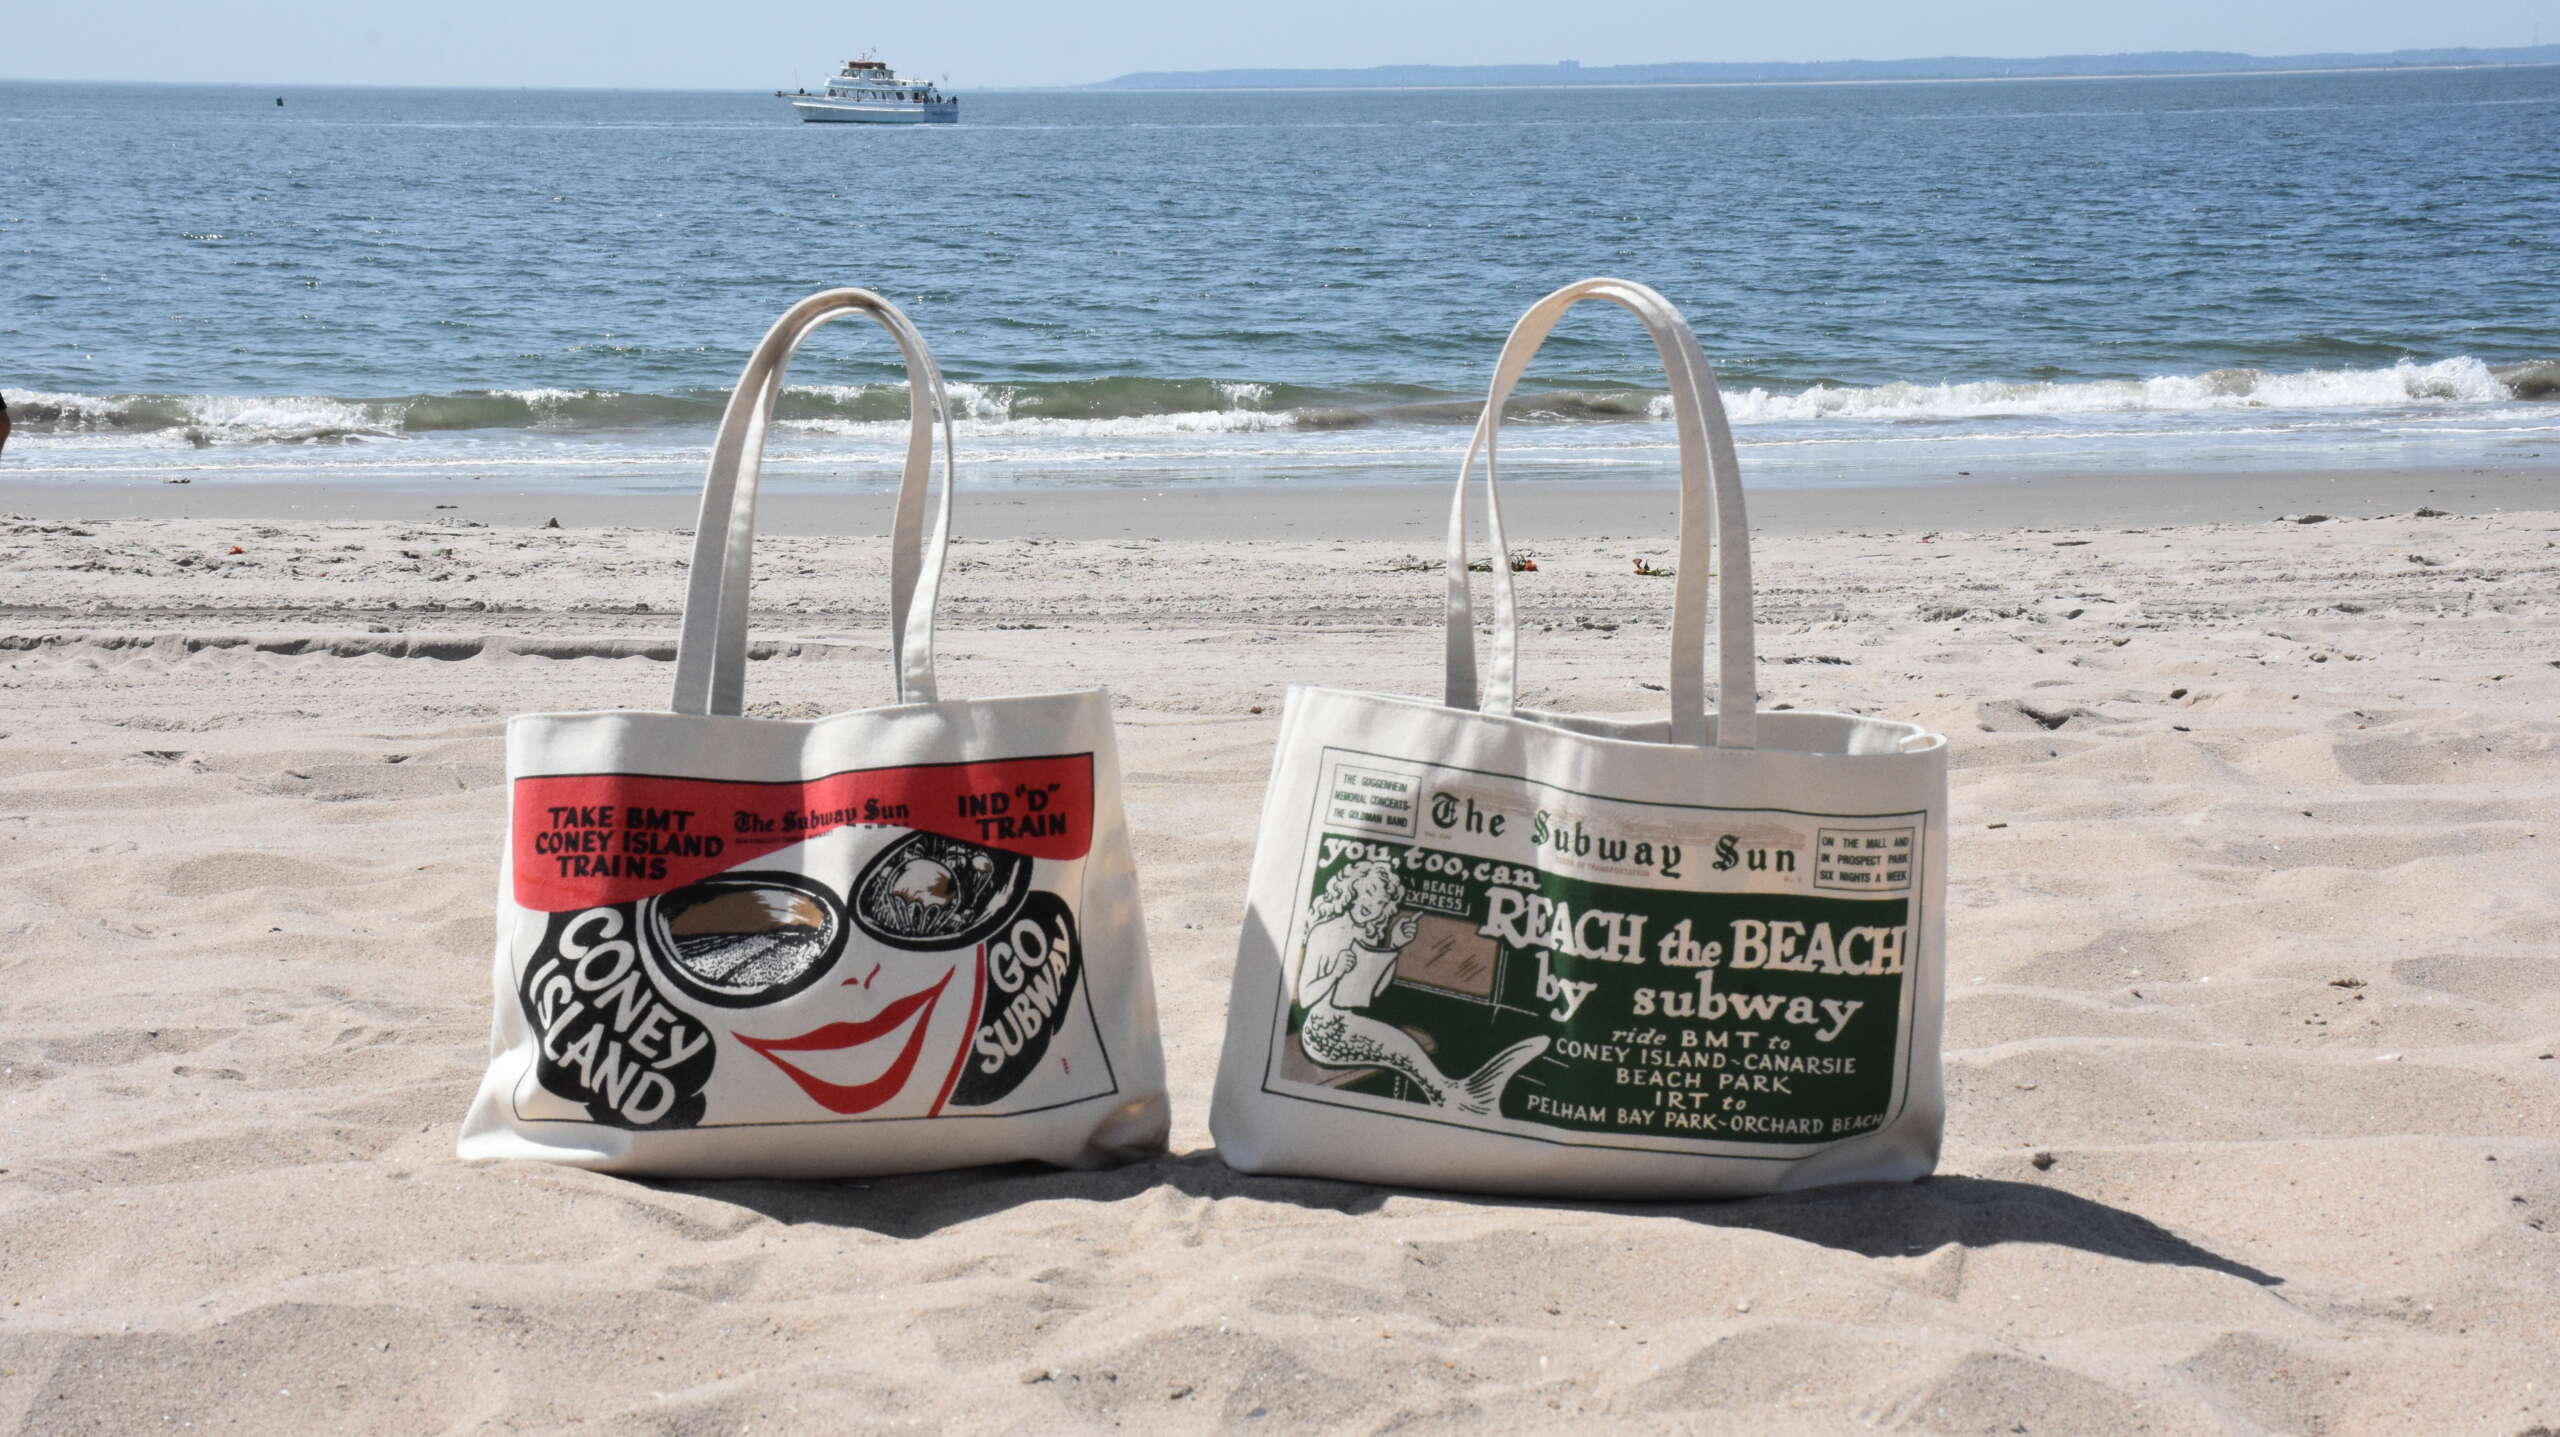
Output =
[{"x1": 1348, "y1": 870, "x2": 1398, "y2": 931}]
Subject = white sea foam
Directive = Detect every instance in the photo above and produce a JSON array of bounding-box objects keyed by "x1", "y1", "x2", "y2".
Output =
[
  {"x1": 776, "y1": 409, "x2": 1306, "y2": 441},
  {"x1": 13, "y1": 390, "x2": 398, "y2": 444},
  {"x1": 10, "y1": 357, "x2": 2537, "y2": 455},
  {"x1": 1699, "y1": 357, "x2": 2515, "y2": 424},
  {"x1": 492, "y1": 388, "x2": 599, "y2": 406},
  {"x1": 772, "y1": 378, "x2": 1293, "y2": 437},
  {"x1": 782, "y1": 382, "x2": 1020, "y2": 423}
]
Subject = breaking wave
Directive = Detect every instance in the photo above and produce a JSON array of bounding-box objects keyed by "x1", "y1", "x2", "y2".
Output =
[
  {"x1": 11, "y1": 357, "x2": 2551, "y2": 449},
  {"x1": 1708, "y1": 356, "x2": 2539, "y2": 423},
  {"x1": 6, "y1": 378, "x2": 1336, "y2": 447}
]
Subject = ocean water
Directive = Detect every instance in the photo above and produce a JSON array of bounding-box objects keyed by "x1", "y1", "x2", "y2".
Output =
[{"x1": 4, "y1": 68, "x2": 2556, "y2": 492}]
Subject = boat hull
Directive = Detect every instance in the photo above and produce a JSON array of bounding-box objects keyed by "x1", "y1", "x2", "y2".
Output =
[{"x1": 792, "y1": 100, "x2": 957, "y2": 124}]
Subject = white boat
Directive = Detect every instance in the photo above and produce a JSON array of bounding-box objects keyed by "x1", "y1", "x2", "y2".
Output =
[{"x1": 783, "y1": 58, "x2": 958, "y2": 124}]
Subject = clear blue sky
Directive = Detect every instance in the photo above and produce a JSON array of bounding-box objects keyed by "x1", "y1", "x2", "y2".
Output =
[{"x1": 12, "y1": 1, "x2": 2557, "y2": 89}]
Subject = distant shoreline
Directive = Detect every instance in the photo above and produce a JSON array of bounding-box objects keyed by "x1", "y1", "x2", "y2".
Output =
[
  {"x1": 1082, "y1": 44, "x2": 2560, "y2": 93},
  {"x1": 1056, "y1": 59, "x2": 2560, "y2": 97}
]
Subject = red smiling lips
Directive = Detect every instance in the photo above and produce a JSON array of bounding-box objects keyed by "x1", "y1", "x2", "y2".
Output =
[{"x1": 735, "y1": 965, "x2": 970, "y2": 1115}]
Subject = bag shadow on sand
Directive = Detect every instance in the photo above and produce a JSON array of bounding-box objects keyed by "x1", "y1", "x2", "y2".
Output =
[{"x1": 636, "y1": 1155, "x2": 2279, "y2": 1288}]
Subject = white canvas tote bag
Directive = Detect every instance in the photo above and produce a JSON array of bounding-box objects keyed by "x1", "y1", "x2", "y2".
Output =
[
  {"x1": 1210, "y1": 279, "x2": 1948, "y2": 1200},
  {"x1": 460, "y1": 290, "x2": 1169, "y2": 1177}
]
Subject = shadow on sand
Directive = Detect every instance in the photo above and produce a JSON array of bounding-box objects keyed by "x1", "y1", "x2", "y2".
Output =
[{"x1": 648, "y1": 1150, "x2": 2280, "y2": 1287}]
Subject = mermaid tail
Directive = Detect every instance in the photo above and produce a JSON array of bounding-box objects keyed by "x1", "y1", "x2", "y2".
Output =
[
  {"x1": 1446, "y1": 1036, "x2": 1549, "y2": 1116},
  {"x1": 1303, "y1": 1005, "x2": 1549, "y2": 1116}
]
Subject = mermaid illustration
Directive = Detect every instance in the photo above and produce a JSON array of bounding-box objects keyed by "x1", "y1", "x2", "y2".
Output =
[{"x1": 1293, "y1": 857, "x2": 1548, "y2": 1115}]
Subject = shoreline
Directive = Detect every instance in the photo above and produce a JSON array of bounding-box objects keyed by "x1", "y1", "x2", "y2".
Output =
[{"x1": 3, "y1": 462, "x2": 2551, "y2": 540}]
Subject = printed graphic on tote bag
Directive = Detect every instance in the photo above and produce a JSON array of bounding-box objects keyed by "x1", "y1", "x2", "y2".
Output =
[
  {"x1": 506, "y1": 754, "x2": 1120, "y2": 1131},
  {"x1": 1265, "y1": 750, "x2": 1922, "y2": 1153}
]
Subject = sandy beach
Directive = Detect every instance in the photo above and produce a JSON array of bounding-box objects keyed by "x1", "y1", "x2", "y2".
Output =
[{"x1": 2, "y1": 469, "x2": 2556, "y2": 1432}]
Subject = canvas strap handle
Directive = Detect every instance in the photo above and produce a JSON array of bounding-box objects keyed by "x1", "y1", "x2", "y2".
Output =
[
  {"x1": 670, "y1": 289, "x2": 955, "y2": 717},
  {"x1": 1442, "y1": 278, "x2": 1758, "y2": 750}
]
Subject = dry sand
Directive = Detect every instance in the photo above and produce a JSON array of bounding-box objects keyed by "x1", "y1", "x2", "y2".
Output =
[{"x1": 1, "y1": 476, "x2": 2556, "y2": 1433}]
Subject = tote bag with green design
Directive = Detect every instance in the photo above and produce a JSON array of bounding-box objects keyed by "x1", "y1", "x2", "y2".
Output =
[{"x1": 1209, "y1": 279, "x2": 1949, "y2": 1200}]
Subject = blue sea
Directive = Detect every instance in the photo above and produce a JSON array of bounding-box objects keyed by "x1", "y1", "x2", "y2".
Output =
[{"x1": 4, "y1": 68, "x2": 2556, "y2": 492}]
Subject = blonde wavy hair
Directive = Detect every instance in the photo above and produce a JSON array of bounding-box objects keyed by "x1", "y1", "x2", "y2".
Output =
[{"x1": 1305, "y1": 857, "x2": 1403, "y2": 943}]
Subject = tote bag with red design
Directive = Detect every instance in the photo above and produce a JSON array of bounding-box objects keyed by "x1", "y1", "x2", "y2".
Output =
[{"x1": 459, "y1": 290, "x2": 1168, "y2": 1177}]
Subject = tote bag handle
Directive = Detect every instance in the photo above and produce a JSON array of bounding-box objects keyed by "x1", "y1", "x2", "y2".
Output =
[
  {"x1": 670, "y1": 289, "x2": 956, "y2": 717},
  {"x1": 1442, "y1": 278, "x2": 1758, "y2": 751}
]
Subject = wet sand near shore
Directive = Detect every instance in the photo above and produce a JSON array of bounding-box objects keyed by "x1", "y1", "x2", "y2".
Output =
[{"x1": 2, "y1": 460, "x2": 2552, "y2": 539}]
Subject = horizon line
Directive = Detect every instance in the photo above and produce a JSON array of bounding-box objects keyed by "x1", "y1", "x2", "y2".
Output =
[
  {"x1": 2, "y1": 39, "x2": 2556, "y2": 93},
  {"x1": 8, "y1": 58, "x2": 2560, "y2": 97}
]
